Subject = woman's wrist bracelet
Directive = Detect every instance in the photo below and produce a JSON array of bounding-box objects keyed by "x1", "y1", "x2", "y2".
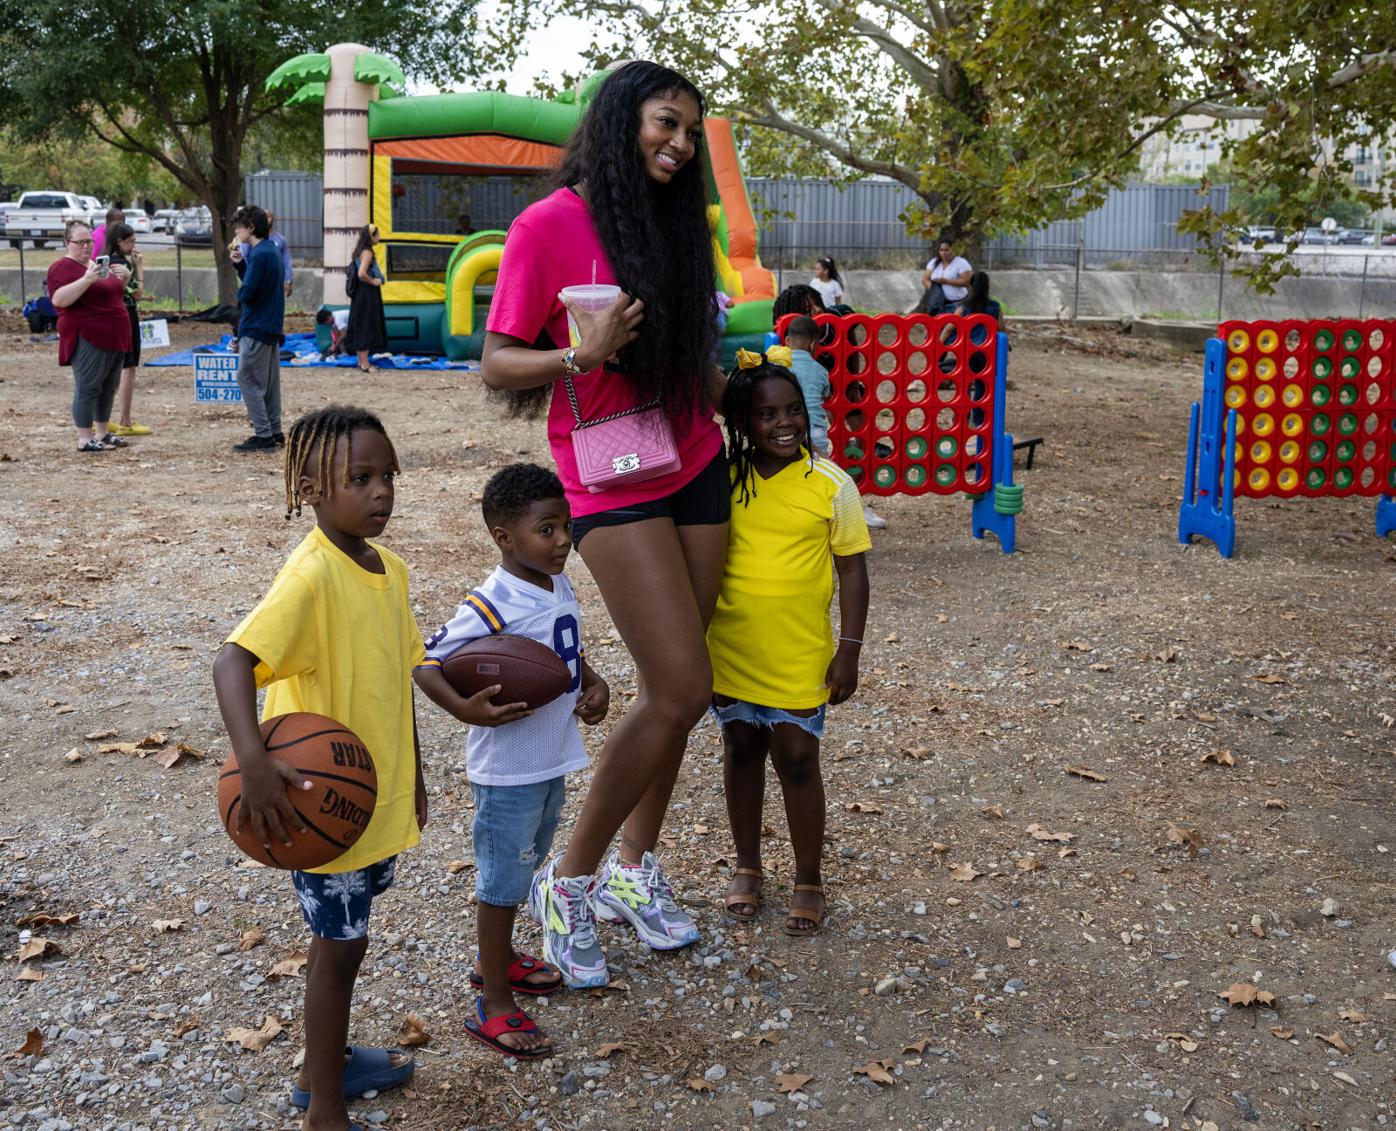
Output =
[{"x1": 838, "y1": 636, "x2": 863, "y2": 647}]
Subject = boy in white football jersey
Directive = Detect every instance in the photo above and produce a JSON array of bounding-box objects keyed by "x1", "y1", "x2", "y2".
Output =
[{"x1": 414, "y1": 464, "x2": 609, "y2": 1058}]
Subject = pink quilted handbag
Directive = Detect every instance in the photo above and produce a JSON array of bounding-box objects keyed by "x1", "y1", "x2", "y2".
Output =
[{"x1": 563, "y1": 373, "x2": 681, "y2": 492}]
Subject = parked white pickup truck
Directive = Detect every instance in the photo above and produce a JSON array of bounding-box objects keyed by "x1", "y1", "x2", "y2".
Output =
[{"x1": 5, "y1": 191, "x2": 95, "y2": 248}]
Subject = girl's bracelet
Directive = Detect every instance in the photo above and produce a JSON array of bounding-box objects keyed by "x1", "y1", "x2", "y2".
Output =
[{"x1": 838, "y1": 636, "x2": 863, "y2": 647}]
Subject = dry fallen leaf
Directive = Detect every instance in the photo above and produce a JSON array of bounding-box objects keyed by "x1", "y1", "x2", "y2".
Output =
[
  {"x1": 1006, "y1": 937, "x2": 1023, "y2": 949},
  {"x1": 98, "y1": 742, "x2": 141, "y2": 755},
  {"x1": 930, "y1": 842, "x2": 950, "y2": 855},
  {"x1": 152, "y1": 919, "x2": 184, "y2": 934},
  {"x1": 399, "y1": 1013, "x2": 431, "y2": 1048},
  {"x1": 902, "y1": 1037, "x2": 931, "y2": 1054},
  {"x1": 445, "y1": 860, "x2": 470, "y2": 874},
  {"x1": 686, "y1": 1077, "x2": 714, "y2": 1093},
  {"x1": 1156, "y1": 645, "x2": 1179, "y2": 663},
  {"x1": 154, "y1": 742, "x2": 205, "y2": 769},
  {"x1": 753, "y1": 1031, "x2": 778, "y2": 1046},
  {"x1": 1253, "y1": 673, "x2": 1286, "y2": 684},
  {"x1": 1025, "y1": 822, "x2": 1074, "y2": 843},
  {"x1": 776, "y1": 1070, "x2": 813, "y2": 1094},
  {"x1": 845, "y1": 801, "x2": 883, "y2": 814},
  {"x1": 137, "y1": 732, "x2": 167, "y2": 748},
  {"x1": 1337, "y1": 1008, "x2": 1370, "y2": 1023},
  {"x1": 853, "y1": 1058, "x2": 897, "y2": 1086},
  {"x1": 1264, "y1": 799, "x2": 1289, "y2": 810},
  {"x1": 62, "y1": 748, "x2": 82, "y2": 764},
  {"x1": 949, "y1": 862, "x2": 984, "y2": 883},
  {"x1": 1316, "y1": 1031, "x2": 1354, "y2": 1055},
  {"x1": 1062, "y1": 640, "x2": 1093, "y2": 652},
  {"x1": 1166, "y1": 823, "x2": 1205, "y2": 858},
  {"x1": 173, "y1": 1017, "x2": 201, "y2": 1038},
  {"x1": 238, "y1": 927, "x2": 265, "y2": 952},
  {"x1": 1089, "y1": 662, "x2": 1113, "y2": 672},
  {"x1": 1219, "y1": 982, "x2": 1276, "y2": 1008},
  {"x1": 16, "y1": 912, "x2": 78, "y2": 928},
  {"x1": 1201, "y1": 749, "x2": 1236, "y2": 766},
  {"x1": 1064, "y1": 765, "x2": 1108, "y2": 782},
  {"x1": 268, "y1": 952, "x2": 308, "y2": 980},
  {"x1": 980, "y1": 804, "x2": 1004, "y2": 819},
  {"x1": 1016, "y1": 857, "x2": 1043, "y2": 872},
  {"x1": 84, "y1": 728, "x2": 117, "y2": 741},
  {"x1": 1164, "y1": 1032, "x2": 1200, "y2": 1053},
  {"x1": 1270, "y1": 1027, "x2": 1295, "y2": 1040},
  {"x1": 16, "y1": 938, "x2": 60, "y2": 963},
  {"x1": 10, "y1": 1029, "x2": 43, "y2": 1058},
  {"x1": 225, "y1": 1014, "x2": 284, "y2": 1052},
  {"x1": 15, "y1": 968, "x2": 43, "y2": 983},
  {"x1": 596, "y1": 1041, "x2": 629, "y2": 1058}
]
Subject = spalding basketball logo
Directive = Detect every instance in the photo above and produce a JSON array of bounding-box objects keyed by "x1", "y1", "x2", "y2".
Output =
[{"x1": 318, "y1": 786, "x2": 372, "y2": 840}]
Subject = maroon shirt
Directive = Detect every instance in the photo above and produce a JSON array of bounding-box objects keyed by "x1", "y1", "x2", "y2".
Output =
[{"x1": 47, "y1": 256, "x2": 131, "y2": 365}]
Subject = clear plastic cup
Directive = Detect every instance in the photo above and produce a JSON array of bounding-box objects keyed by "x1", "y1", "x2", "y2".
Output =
[{"x1": 559, "y1": 284, "x2": 622, "y2": 348}]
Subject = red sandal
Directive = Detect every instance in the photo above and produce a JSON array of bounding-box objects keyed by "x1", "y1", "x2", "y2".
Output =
[
  {"x1": 464, "y1": 998, "x2": 555, "y2": 1059},
  {"x1": 467, "y1": 952, "x2": 563, "y2": 996}
]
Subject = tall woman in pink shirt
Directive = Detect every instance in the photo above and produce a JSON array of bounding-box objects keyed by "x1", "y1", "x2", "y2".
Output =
[{"x1": 482, "y1": 61, "x2": 726, "y2": 986}]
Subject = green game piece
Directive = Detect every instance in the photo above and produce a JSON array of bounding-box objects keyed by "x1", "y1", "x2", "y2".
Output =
[
  {"x1": 1308, "y1": 439, "x2": 1328, "y2": 461},
  {"x1": 1336, "y1": 439, "x2": 1356, "y2": 462},
  {"x1": 1339, "y1": 356, "x2": 1360, "y2": 379},
  {"x1": 1338, "y1": 383, "x2": 1358, "y2": 405},
  {"x1": 1310, "y1": 383, "x2": 1331, "y2": 405},
  {"x1": 903, "y1": 464, "x2": 927, "y2": 487},
  {"x1": 935, "y1": 436, "x2": 958, "y2": 458},
  {"x1": 874, "y1": 465, "x2": 897, "y2": 487},
  {"x1": 1389, "y1": 468, "x2": 1396, "y2": 489},
  {"x1": 1311, "y1": 357, "x2": 1333, "y2": 380},
  {"x1": 846, "y1": 463, "x2": 865, "y2": 482},
  {"x1": 844, "y1": 440, "x2": 864, "y2": 460},
  {"x1": 1342, "y1": 328, "x2": 1362, "y2": 351},
  {"x1": 904, "y1": 436, "x2": 928, "y2": 460},
  {"x1": 934, "y1": 465, "x2": 957, "y2": 486},
  {"x1": 1334, "y1": 467, "x2": 1354, "y2": 488},
  {"x1": 1311, "y1": 413, "x2": 1331, "y2": 436},
  {"x1": 1314, "y1": 329, "x2": 1335, "y2": 352},
  {"x1": 1307, "y1": 467, "x2": 1327, "y2": 489},
  {"x1": 1338, "y1": 413, "x2": 1357, "y2": 435}
]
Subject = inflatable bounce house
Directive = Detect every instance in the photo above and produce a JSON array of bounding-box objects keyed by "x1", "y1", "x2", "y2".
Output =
[{"x1": 266, "y1": 45, "x2": 776, "y2": 362}]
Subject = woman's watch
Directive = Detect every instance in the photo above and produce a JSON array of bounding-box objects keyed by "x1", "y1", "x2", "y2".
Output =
[{"x1": 561, "y1": 346, "x2": 583, "y2": 378}]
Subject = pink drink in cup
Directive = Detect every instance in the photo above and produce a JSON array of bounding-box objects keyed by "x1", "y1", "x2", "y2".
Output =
[{"x1": 559, "y1": 284, "x2": 622, "y2": 348}]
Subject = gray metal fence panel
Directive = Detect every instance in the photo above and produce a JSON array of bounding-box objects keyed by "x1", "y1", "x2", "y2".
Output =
[{"x1": 244, "y1": 171, "x2": 323, "y2": 263}]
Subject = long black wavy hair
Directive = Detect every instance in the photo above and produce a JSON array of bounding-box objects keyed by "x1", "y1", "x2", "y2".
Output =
[
  {"x1": 722, "y1": 357, "x2": 813, "y2": 506},
  {"x1": 507, "y1": 61, "x2": 716, "y2": 419}
]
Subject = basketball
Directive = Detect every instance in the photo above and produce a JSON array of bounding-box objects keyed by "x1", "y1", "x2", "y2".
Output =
[
  {"x1": 441, "y1": 634, "x2": 572, "y2": 710},
  {"x1": 217, "y1": 713, "x2": 378, "y2": 870}
]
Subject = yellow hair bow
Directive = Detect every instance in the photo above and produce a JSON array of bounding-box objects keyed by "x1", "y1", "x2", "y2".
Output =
[{"x1": 736, "y1": 346, "x2": 793, "y2": 370}]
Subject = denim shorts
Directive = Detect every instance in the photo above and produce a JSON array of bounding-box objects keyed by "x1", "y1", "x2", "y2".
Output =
[
  {"x1": 710, "y1": 699, "x2": 827, "y2": 738},
  {"x1": 292, "y1": 856, "x2": 396, "y2": 941},
  {"x1": 471, "y1": 776, "x2": 566, "y2": 906}
]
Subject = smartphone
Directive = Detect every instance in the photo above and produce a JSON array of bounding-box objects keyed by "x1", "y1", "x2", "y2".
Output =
[{"x1": 95, "y1": 255, "x2": 110, "y2": 278}]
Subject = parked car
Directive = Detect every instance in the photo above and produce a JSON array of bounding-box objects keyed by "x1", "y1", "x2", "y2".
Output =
[
  {"x1": 4, "y1": 190, "x2": 92, "y2": 248},
  {"x1": 151, "y1": 209, "x2": 179, "y2": 233},
  {"x1": 80, "y1": 196, "x2": 106, "y2": 225},
  {"x1": 121, "y1": 208, "x2": 152, "y2": 234},
  {"x1": 1241, "y1": 225, "x2": 1279, "y2": 245},
  {"x1": 1382, "y1": 233, "x2": 1396, "y2": 247},
  {"x1": 1334, "y1": 228, "x2": 1375, "y2": 246},
  {"x1": 174, "y1": 207, "x2": 214, "y2": 246},
  {"x1": 1301, "y1": 227, "x2": 1338, "y2": 245}
]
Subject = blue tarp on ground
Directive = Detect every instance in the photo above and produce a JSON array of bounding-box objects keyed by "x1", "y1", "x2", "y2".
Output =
[{"x1": 145, "y1": 333, "x2": 479, "y2": 371}]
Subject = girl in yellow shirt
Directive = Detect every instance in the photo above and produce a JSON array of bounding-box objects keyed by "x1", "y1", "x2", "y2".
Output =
[{"x1": 707, "y1": 351, "x2": 870, "y2": 936}]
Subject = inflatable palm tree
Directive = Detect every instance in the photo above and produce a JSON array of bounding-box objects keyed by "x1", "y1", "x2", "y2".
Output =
[{"x1": 266, "y1": 45, "x2": 405, "y2": 304}]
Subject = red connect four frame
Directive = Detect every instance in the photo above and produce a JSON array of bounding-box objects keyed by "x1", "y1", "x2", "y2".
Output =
[
  {"x1": 809, "y1": 313, "x2": 1001, "y2": 496},
  {"x1": 1220, "y1": 320, "x2": 1396, "y2": 498}
]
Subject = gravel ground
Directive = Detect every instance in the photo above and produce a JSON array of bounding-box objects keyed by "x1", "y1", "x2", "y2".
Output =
[{"x1": 1, "y1": 314, "x2": 1393, "y2": 1131}]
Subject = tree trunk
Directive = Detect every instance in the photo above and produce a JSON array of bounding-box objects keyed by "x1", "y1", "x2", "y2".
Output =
[{"x1": 207, "y1": 119, "x2": 247, "y2": 306}]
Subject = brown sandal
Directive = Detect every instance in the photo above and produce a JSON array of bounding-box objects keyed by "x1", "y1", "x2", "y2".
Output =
[
  {"x1": 783, "y1": 883, "x2": 827, "y2": 937},
  {"x1": 722, "y1": 867, "x2": 763, "y2": 922}
]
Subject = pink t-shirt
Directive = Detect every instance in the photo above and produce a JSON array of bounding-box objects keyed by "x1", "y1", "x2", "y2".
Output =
[{"x1": 487, "y1": 187, "x2": 723, "y2": 517}]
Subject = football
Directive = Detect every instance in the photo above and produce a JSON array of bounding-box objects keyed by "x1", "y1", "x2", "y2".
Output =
[{"x1": 441, "y1": 634, "x2": 572, "y2": 710}]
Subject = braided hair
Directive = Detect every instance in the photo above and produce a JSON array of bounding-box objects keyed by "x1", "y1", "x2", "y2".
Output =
[
  {"x1": 283, "y1": 405, "x2": 399, "y2": 519},
  {"x1": 773, "y1": 284, "x2": 824, "y2": 321},
  {"x1": 722, "y1": 358, "x2": 814, "y2": 507}
]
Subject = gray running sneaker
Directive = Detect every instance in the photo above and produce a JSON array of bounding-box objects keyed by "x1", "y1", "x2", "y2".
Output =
[
  {"x1": 593, "y1": 849, "x2": 700, "y2": 950},
  {"x1": 529, "y1": 858, "x2": 608, "y2": 988}
]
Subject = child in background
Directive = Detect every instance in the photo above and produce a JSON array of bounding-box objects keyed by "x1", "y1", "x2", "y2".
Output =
[
  {"x1": 783, "y1": 316, "x2": 833, "y2": 457},
  {"x1": 707, "y1": 351, "x2": 870, "y2": 936},
  {"x1": 414, "y1": 464, "x2": 610, "y2": 1056},
  {"x1": 212, "y1": 405, "x2": 422, "y2": 1129},
  {"x1": 809, "y1": 256, "x2": 852, "y2": 314}
]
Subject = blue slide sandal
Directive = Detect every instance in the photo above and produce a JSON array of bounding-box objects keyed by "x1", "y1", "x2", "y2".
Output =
[{"x1": 289, "y1": 1045, "x2": 414, "y2": 1109}]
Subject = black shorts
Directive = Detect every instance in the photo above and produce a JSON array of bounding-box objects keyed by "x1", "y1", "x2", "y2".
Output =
[
  {"x1": 570, "y1": 449, "x2": 731, "y2": 546},
  {"x1": 124, "y1": 305, "x2": 140, "y2": 368}
]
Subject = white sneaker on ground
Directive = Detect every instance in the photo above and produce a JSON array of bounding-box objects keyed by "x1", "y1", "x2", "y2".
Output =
[
  {"x1": 863, "y1": 504, "x2": 888, "y2": 529},
  {"x1": 593, "y1": 849, "x2": 700, "y2": 950},
  {"x1": 528, "y1": 858, "x2": 608, "y2": 988}
]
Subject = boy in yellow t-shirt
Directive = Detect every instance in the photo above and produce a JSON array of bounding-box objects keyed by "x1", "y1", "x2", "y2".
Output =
[
  {"x1": 212, "y1": 405, "x2": 423, "y2": 1131},
  {"x1": 706, "y1": 351, "x2": 870, "y2": 940}
]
